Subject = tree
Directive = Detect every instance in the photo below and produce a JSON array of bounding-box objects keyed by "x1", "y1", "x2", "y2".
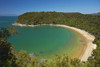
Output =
[{"x1": 0, "y1": 26, "x2": 18, "y2": 67}]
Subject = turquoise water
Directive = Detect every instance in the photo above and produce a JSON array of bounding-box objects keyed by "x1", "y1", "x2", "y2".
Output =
[
  {"x1": 0, "y1": 16, "x2": 17, "y2": 27},
  {"x1": 0, "y1": 16, "x2": 85, "y2": 59}
]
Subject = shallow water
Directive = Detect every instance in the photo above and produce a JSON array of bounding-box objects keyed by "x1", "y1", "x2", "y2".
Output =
[{"x1": 0, "y1": 16, "x2": 85, "y2": 59}]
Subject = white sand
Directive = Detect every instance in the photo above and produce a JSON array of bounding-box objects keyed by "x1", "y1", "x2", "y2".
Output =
[
  {"x1": 12, "y1": 23, "x2": 54, "y2": 27},
  {"x1": 12, "y1": 23, "x2": 40, "y2": 27},
  {"x1": 12, "y1": 23, "x2": 97, "y2": 61},
  {"x1": 55, "y1": 24, "x2": 97, "y2": 61}
]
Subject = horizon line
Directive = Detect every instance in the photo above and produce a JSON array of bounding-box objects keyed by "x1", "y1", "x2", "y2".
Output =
[{"x1": 0, "y1": 11, "x2": 99, "y2": 16}]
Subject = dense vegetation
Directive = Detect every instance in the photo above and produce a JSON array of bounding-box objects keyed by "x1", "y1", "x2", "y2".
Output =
[
  {"x1": 0, "y1": 12, "x2": 100, "y2": 67},
  {"x1": 0, "y1": 26, "x2": 88, "y2": 67},
  {"x1": 17, "y1": 12, "x2": 100, "y2": 43}
]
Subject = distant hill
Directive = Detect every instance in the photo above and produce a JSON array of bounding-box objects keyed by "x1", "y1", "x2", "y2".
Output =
[
  {"x1": 90, "y1": 12, "x2": 100, "y2": 15},
  {"x1": 16, "y1": 12, "x2": 100, "y2": 39},
  {"x1": 16, "y1": 12, "x2": 84, "y2": 25}
]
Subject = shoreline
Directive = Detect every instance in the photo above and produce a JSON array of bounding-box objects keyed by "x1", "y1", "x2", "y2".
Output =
[
  {"x1": 55, "y1": 24, "x2": 97, "y2": 61},
  {"x1": 12, "y1": 23, "x2": 97, "y2": 61},
  {"x1": 12, "y1": 22, "x2": 54, "y2": 27}
]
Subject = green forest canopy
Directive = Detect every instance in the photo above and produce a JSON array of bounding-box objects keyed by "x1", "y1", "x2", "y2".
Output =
[
  {"x1": 0, "y1": 12, "x2": 100, "y2": 67},
  {"x1": 16, "y1": 12, "x2": 100, "y2": 66}
]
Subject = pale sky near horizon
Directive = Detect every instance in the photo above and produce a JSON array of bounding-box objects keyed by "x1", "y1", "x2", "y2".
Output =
[{"x1": 0, "y1": 0, "x2": 100, "y2": 16}]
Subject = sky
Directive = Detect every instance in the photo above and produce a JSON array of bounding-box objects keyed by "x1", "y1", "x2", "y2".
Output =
[{"x1": 0, "y1": 0, "x2": 100, "y2": 16}]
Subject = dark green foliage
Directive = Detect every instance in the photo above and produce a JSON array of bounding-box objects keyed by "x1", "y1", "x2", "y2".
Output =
[
  {"x1": 0, "y1": 40, "x2": 17, "y2": 67},
  {"x1": 0, "y1": 26, "x2": 18, "y2": 40},
  {"x1": 16, "y1": 12, "x2": 100, "y2": 41},
  {"x1": 16, "y1": 12, "x2": 100, "y2": 67},
  {"x1": 16, "y1": 12, "x2": 83, "y2": 25},
  {"x1": 0, "y1": 27, "x2": 18, "y2": 67},
  {"x1": 0, "y1": 28, "x2": 11, "y2": 40},
  {"x1": 6, "y1": 26, "x2": 18, "y2": 35},
  {"x1": 0, "y1": 12, "x2": 100, "y2": 67}
]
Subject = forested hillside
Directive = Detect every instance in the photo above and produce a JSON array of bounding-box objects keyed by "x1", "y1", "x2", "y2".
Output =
[
  {"x1": 17, "y1": 12, "x2": 100, "y2": 41},
  {"x1": 0, "y1": 12, "x2": 100, "y2": 67},
  {"x1": 16, "y1": 12, "x2": 100, "y2": 67}
]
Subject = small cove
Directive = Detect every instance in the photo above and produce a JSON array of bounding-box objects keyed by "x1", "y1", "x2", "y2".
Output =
[
  {"x1": 7, "y1": 25, "x2": 85, "y2": 59},
  {"x1": 0, "y1": 16, "x2": 85, "y2": 60}
]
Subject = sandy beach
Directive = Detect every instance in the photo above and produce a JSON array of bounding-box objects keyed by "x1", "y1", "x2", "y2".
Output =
[
  {"x1": 12, "y1": 23, "x2": 97, "y2": 61},
  {"x1": 56, "y1": 24, "x2": 97, "y2": 61},
  {"x1": 12, "y1": 23, "x2": 54, "y2": 27}
]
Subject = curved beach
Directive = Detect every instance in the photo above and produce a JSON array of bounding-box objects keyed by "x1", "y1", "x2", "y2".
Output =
[
  {"x1": 13, "y1": 23, "x2": 97, "y2": 61},
  {"x1": 56, "y1": 24, "x2": 97, "y2": 61}
]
